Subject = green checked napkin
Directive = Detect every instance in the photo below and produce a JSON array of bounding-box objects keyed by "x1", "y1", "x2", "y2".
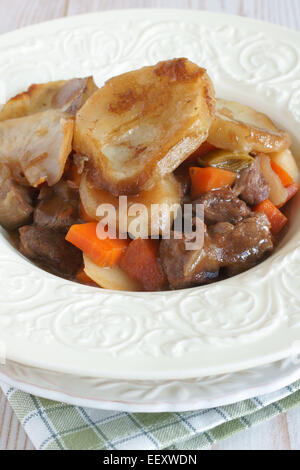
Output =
[{"x1": 1, "y1": 380, "x2": 300, "y2": 450}]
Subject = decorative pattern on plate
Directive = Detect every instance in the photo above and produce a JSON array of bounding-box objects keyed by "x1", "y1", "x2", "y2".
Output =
[
  {"x1": 1, "y1": 20, "x2": 300, "y2": 123},
  {"x1": 0, "y1": 10, "x2": 299, "y2": 379}
]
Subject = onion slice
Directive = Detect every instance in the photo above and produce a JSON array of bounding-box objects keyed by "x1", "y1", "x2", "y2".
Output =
[
  {"x1": 270, "y1": 149, "x2": 300, "y2": 184},
  {"x1": 259, "y1": 154, "x2": 287, "y2": 207},
  {"x1": 83, "y1": 254, "x2": 142, "y2": 291}
]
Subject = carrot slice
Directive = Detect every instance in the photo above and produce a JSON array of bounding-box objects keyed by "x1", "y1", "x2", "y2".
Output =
[
  {"x1": 66, "y1": 223, "x2": 129, "y2": 267},
  {"x1": 271, "y1": 161, "x2": 293, "y2": 187},
  {"x1": 119, "y1": 239, "x2": 166, "y2": 291},
  {"x1": 277, "y1": 183, "x2": 299, "y2": 209},
  {"x1": 76, "y1": 268, "x2": 98, "y2": 287},
  {"x1": 254, "y1": 199, "x2": 288, "y2": 235},
  {"x1": 189, "y1": 167, "x2": 236, "y2": 199}
]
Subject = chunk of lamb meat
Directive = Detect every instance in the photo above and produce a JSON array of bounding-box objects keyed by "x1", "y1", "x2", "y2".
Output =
[
  {"x1": 160, "y1": 213, "x2": 273, "y2": 289},
  {"x1": 0, "y1": 164, "x2": 33, "y2": 230},
  {"x1": 19, "y1": 226, "x2": 82, "y2": 278},
  {"x1": 233, "y1": 157, "x2": 270, "y2": 206},
  {"x1": 160, "y1": 229, "x2": 220, "y2": 289},
  {"x1": 193, "y1": 187, "x2": 251, "y2": 225},
  {"x1": 34, "y1": 179, "x2": 82, "y2": 233},
  {"x1": 209, "y1": 213, "x2": 273, "y2": 276}
]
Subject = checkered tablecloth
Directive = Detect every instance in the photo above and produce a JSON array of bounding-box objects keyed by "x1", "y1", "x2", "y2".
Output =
[{"x1": 1, "y1": 380, "x2": 300, "y2": 450}]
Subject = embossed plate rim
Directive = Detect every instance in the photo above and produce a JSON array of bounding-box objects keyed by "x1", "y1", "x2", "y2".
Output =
[{"x1": 0, "y1": 9, "x2": 299, "y2": 381}]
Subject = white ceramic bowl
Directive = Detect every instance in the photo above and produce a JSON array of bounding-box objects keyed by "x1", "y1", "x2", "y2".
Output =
[{"x1": 0, "y1": 10, "x2": 299, "y2": 401}]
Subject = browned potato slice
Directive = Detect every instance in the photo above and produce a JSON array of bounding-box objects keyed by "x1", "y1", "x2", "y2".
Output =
[
  {"x1": 74, "y1": 58, "x2": 215, "y2": 196},
  {"x1": 0, "y1": 77, "x2": 97, "y2": 120},
  {"x1": 208, "y1": 99, "x2": 291, "y2": 154},
  {"x1": 80, "y1": 172, "x2": 182, "y2": 237},
  {"x1": 0, "y1": 110, "x2": 74, "y2": 187}
]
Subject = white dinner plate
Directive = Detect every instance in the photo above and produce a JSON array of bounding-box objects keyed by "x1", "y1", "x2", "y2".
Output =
[
  {"x1": 0, "y1": 9, "x2": 299, "y2": 387},
  {"x1": 1, "y1": 356, "x2": 300, "y2": 412}
]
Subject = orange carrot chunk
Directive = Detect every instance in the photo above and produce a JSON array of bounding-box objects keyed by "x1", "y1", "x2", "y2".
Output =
[
  {"x1": 119, "y1": 239, "x2": 166, "y2": 291},
  {"x1": 254, "y1": 200, "x2": 288, "y2": 235},
  {"x1": 277, "y1": 183, "x2": 299, "y2": 209},
  {"x1": 76, "y1": 268, "x2": 98, "y2": 287},
  {"x1": 271, "y1": 161, "x2": 293, "y2": 187},
  {"x1": 66, "y1": 223, "x2": 129, "y2": 267},
  {"x1": 189, "y1": 167, "x2": 236, "y2": 199}
]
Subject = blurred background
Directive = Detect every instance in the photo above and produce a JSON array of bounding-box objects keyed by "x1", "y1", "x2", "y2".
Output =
[{"x1": 0, "y1": 0, "x2": 299, "y2": 35}]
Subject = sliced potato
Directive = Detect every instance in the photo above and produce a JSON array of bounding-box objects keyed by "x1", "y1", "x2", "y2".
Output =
[
  {"x1": 0, "y1": 80, "x2": 65, "y2": 120},
  {"x1": 0, "y1": 77, "x2": 97, "y2": 120},
  {"x1": 0, "y1": 109, "x2": 74, "y2": 187},
  {"x1": 270, "y1": 149, "x2": 300, "y2": 184},
  {"x1": 74, "y1": 58, "x2": 215, "y2": 195},
  {"x1": 84, "y1": 254, "x2": 142, "y2": 291},
  {"x1": 208, "y1": 99, "x2": 291, "y2": 154},
  {"x1": 80, "y1": 172, "x2": 182, "y2": 237}
]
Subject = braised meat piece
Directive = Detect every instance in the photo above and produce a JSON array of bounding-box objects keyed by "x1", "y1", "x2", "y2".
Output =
[
  {"x1": 160, "y1": 229, "x2": 220, "y2": 289},
  {"x1": 210, "y1": 213, "x2": 273, "y2": 275},
  {"x1": 19, "y1": 226, "x2": 82, "y2": 278},
  {"x1": 233, "y1": 157, "x2": 270, "y2": 206},
  {"x1": 34, "y1": 180, "x2": 82, "y2": 233},
  {"x1": 160, "y1": 213, "x2": 273, "y2": 289},
  {"x1": 193, "y1": 187, "x2": 251, "y2": 225},
  {"x1": 0, "y1": 164, "x2": 33, "y2": 230}
]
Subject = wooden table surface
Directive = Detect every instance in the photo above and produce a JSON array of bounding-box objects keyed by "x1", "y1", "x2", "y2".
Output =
[{"x1": 0, "y1": 0, "x2": 299, "y2": 451}]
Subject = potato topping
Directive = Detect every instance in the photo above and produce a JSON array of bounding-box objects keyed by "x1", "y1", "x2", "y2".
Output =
[
  {"x1": 208, "y1": 99, "x2": 291, "y2": 154},
  {"x1": 0, "y1": 77, "x2": 98, "y2": 120},
  {"x1": 80, "y1": 171, "x2": 182, "y2": 237},
  {"x1": 74, "y1": 58, "x2": 215, "y2": 196},
  {"x1": 0, "y1": 110, "x2": 74, "y2": 187}
]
